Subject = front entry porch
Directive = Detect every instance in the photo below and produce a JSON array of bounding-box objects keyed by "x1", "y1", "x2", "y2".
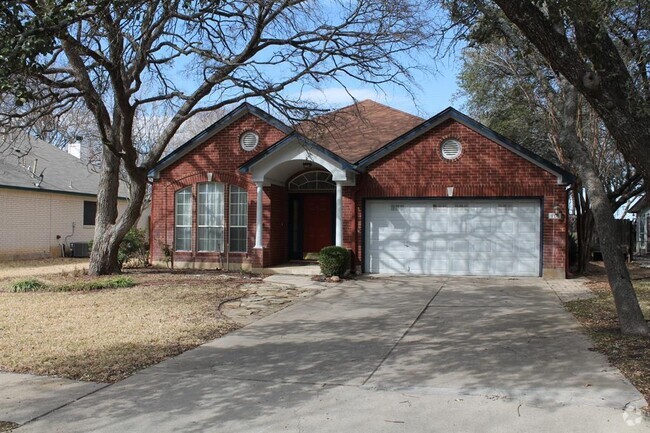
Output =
[{"x1": 240, "y1": 134, "x2": 357, "y2": 269}]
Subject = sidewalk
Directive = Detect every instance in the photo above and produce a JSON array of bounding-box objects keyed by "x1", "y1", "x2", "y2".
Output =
[{"x1": 0, "y1": 372, "x2": 106, "y2": 426}]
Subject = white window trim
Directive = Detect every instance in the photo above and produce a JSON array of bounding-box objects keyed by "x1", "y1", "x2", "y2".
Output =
[{"x1": 174, "y1": 187, "x2": 192, "y2": 252}]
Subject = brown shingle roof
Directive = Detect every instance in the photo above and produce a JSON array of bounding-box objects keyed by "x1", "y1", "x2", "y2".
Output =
[{"x1": 296, "y1": 99, "x2": 424, "y2": 163}]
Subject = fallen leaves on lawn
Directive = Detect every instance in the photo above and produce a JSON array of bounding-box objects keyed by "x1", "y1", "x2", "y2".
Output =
[{"x1": 565, "y1": 264, "x2": 650, "y2": 406}]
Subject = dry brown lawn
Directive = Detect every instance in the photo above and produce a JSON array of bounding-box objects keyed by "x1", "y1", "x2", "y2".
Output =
[
  {"x1": 565, "y1": 261, "x2": 650, "y2": 406},
  {"x1": 0, "y1": 269, "x2": 252, "y2": 383},
  {"x1": 0, "y1": 258, "x2": 89, "y2": 279}
]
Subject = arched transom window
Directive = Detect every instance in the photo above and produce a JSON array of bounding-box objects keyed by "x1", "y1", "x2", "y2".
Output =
[{"x1": 288, "y1": 170, "x2": 335, "y2": 192}]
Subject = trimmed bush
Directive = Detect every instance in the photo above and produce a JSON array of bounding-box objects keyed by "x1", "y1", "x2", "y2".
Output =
[
  {"x1": 9, "y1": 278, "x2": 47, "y2": 292},
  {"x1": 319, "y1": 246, "x2": 350, "y2": 277}
]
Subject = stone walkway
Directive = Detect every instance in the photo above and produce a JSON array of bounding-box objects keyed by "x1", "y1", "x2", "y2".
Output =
[
  {"x1": 545, "y1": 277, "x2": 595, "y2": 302},
  {"x1": 220, "y1": 277, "x2": 324, "y2": 326}
]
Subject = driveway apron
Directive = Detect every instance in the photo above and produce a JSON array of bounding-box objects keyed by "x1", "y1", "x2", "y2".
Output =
[{"x1": 14, "y1": 276, "x2": 648, "y2": 433}]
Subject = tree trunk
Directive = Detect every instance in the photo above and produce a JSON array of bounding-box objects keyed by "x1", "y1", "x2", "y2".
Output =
[
  {"x1": 584, "y1": 174, "x2": 647, "y2": 335},
  {"x1": 573, "y1": 187, "x2": 594, "y2": 273},
  {"x1": 89, "y1": 148, "x2": 148, "y2": 275},
  {"x1": 559, "y1": 85, "x2": 648, "y2": 336}
]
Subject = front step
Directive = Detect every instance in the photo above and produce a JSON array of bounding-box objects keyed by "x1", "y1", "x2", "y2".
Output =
[{"x1": 264, "y1": 263, "x2": 321, "y2": 276}]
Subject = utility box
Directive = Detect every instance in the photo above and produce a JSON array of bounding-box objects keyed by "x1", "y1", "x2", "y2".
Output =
[{"x1": 70, "y1": 242, "x2": 90, "y2": 258}]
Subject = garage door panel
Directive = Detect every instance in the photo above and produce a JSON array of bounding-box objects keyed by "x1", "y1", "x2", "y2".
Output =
[
  {"x1": 451, "y1": 240, "x2": 470, "y2": 252},
  {"x1": 428, "y1": 220, "x2": 449, "y2": 232},
  {"x1": 517, "y1": 259, "x2": 539, "y2": 275},
  {"x1": 495, "y1": 220, "x2": 515, "y2": 233},
  {"x1": 519, "y1": 220, "x2": 538, "y2": 233},
  {"x1": 494, "y1": 259, "x2": 515, "y2": 274},
  {"x1": 472, "y1": 240, "x2": 492, "y2": 253},
  {"x1": 427, "y1": 239, "x2": 449, "y2": 251},
  {"x1": 470, "y1": 260, "x2": 490, "y2": 274},
  {"x1": 365, "y1": 199, "x2": 541, "y2": 276}
]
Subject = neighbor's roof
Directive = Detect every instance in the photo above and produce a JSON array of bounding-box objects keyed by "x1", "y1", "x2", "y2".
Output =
[
  {"x1": 0, "y1": 134, "x2": 128, "y2": 197},
  {"x1": 296, "y1": 99, "x2": 424, "y2": 163},
  {"x1": 630, "y1": 196, "x2": 648, "y2": 213}
]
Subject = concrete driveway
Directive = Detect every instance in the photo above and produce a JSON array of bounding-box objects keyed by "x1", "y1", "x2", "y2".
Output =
[{"x1": 15, "y1": 276, "x2": 649, "y2": 432}]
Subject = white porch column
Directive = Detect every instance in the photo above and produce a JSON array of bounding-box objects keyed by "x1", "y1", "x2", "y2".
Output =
[
  {"x1": 254, "y1": 182, "x2": 264, "y2": 248},
  {"x1": 335, "y1": 181, "x2": 343, "y2": 247}
]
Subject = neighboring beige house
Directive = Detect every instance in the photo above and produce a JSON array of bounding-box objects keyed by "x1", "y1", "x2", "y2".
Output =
[
  {"x1": 631, "y1": 196, "x2": 649, "y2": 255},
  {"x1": 0, "y1": 135, "x2": 128, "y2": 261}
]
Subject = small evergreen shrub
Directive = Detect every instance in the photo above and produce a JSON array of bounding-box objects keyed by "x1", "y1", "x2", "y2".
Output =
[
  {"x1": 119, "y1": 228, "x2": 149, "y2": 268},
  {"x1": 319, "y1": 246, "x2": 350, "y2": 277},
  {"x1": 9, "y1": 278, "x2": 47, "y2": 292}
]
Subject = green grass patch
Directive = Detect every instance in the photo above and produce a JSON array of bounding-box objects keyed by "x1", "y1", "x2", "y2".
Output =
[
  {"x1": 7, "y1": 276, "x2": 136, "y2": 293},
  {"x1": 9, "y1": 278, "x2": 47, "y2": 292},
  {"x1": 565, "y1": 280, "x2": 650, "y2": 404},
  {"x1": 54, "y1": 276, "x2": 136, "y2": 292}
]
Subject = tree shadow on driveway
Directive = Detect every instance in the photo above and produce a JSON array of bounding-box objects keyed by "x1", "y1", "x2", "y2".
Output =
[{"x1": 16, "y1": 277, "x2": 648, "y2": 432}]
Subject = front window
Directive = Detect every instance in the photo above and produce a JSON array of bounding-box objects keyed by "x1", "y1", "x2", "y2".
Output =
[
  {"x1": 197, "y1": 182, "x2": 224, "y2": 252},
  {"x1": 230, "y1": 185, "x2": 248, "y2": 252},
  {"x1": 175, "y1": 187, "x2": 192, "y2": 251}
]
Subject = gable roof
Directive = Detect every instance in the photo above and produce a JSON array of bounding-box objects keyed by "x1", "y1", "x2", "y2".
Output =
[
  {"x1": 0, "y1": 134, "x2": 127, "y2": 197},
  {"x1": 296, "y1": 99, "x2": 424, "y2": 163},
  {"x1": 355, "y1": 107, "x2": 575, "y2": 184},
  {"x1": 149, "y1": 102, "x2": 292, "y2": 178}
]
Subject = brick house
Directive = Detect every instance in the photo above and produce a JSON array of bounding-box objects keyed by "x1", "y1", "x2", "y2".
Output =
[{"x1": 149, "y1": 100, "x2": 573, "y2": 278}]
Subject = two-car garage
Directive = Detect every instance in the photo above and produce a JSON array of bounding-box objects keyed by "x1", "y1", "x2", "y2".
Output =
[{"x1": 364, "y1": 199, "x2": 542, "y2": 277}]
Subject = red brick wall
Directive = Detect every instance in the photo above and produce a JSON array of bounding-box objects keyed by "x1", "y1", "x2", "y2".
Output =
[
  {"x1": 349, "y1": 119, "x2": 568, "y2": 275},
  {"x1": 150, "y1": 113, "x2": 287, "y2": 266}
]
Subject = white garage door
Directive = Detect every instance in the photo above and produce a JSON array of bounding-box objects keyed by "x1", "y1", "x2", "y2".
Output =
[{"x1": 365, "y1": 199, "x2": 541, "y2": 276}]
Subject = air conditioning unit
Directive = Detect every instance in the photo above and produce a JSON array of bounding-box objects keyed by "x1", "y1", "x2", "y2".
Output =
[{"x1": 70, "y1": 242, "x2": 90, "y2": 258}]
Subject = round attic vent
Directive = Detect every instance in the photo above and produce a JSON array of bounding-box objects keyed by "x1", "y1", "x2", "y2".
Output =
[
  {"x1": 441, "y1": 139, "x2": 462, "y2": 160},
  {"x1": 240, "y1": 131, "x2": 259, "y2": 151}
]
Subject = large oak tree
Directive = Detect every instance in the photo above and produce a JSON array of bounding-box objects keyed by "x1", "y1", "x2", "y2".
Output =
[{"x1": 1, "y1": 0, "x2": 430, "y2": 274}]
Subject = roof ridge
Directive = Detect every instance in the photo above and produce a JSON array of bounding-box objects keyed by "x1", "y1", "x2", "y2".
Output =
[
  {"x1": 308, "y1": 98, "x2": 423, "y2": 122},
  {"x1": 355, "y1": 99, "x2": 424, "y2": 121}
]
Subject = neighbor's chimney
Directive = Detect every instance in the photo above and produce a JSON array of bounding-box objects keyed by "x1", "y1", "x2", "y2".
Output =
[{"x1": 67, "y1": 136, "x2": 83, "y2": 159}]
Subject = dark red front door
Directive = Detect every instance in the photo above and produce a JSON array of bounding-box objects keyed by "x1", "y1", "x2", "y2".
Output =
[{"x1": 302, "y1": 194, "x2": 333, "y2": 254}]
